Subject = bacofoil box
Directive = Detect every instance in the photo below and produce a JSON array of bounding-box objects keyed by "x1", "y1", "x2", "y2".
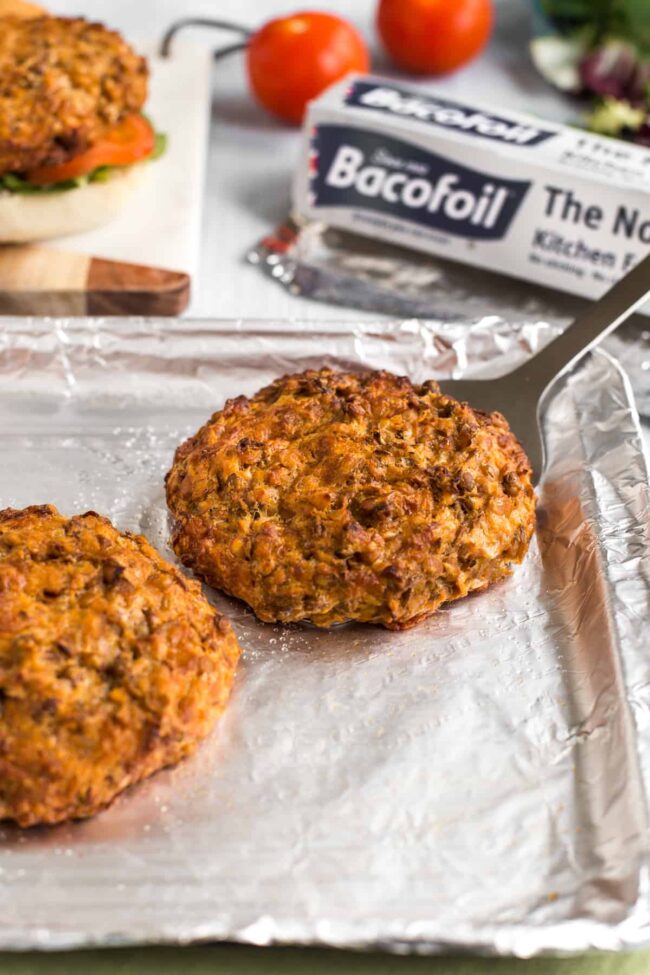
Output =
[{"x1": 293, "y1": 75, "x2": 650, "y2": 305}]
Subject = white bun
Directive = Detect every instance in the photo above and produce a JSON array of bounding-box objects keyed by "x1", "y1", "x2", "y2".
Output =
[{"x1": 0, "y1": 165, "x2": 147, "y2": 244}]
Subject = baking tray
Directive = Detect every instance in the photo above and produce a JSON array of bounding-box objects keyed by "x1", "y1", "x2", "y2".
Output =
[{"x1": 0, "y1": 317, "x2": 649, "y2": 957}]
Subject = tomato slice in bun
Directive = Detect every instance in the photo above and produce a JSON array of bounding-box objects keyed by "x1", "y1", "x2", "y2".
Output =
[{"x1": 27, "y1": 114, "x2": 156, "y2": 186}]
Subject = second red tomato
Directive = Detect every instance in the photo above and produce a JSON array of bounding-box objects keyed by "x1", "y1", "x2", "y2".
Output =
[{"x1": 377, "y1": 0, "x2": 494, "y2": 75}]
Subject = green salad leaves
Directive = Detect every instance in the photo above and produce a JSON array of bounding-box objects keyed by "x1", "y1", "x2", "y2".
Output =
[{"x1": 532, "y1": 0, "x2": 650, "y2": 143}]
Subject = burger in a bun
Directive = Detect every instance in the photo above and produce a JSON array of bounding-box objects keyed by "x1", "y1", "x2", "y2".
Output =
[{"x1": 0, "y1": 11, "x2": 164, "y2": 243}]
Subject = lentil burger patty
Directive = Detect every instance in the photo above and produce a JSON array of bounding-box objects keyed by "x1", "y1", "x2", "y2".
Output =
[
  {"x1": 166, "y1": 368, "x2": 535, "y2": 629},
  {"x1": 0, "y1": 16, "x2": 148, "y2": 177},
  {"x1": 0, "y1": 505, "x2": 241, "y2": 827}
]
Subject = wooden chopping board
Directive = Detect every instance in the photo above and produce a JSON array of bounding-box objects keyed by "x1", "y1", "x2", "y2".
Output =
[
  {"x1": 0, "y1": 42, "x2": 211, "y2": 317},
  {"x1": 0, "y1": 245, "x2": 190, "y2": 316}
]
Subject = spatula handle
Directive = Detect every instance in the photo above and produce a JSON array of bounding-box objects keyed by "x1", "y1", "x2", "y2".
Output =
[{"x1": 517, "y1": 252, "x2": 650, "y2": 399}]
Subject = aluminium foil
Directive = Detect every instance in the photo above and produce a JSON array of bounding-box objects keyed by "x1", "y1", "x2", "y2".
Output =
[{"x1": 0, "y1": 317, "x2": 649, "y2": 957}]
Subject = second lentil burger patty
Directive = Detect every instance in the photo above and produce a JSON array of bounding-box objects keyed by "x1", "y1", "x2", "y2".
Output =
[
  {"x1": 0, "y1": 505, "x2": 241, "y2": 827},
  {"x1": 165, "y1": 368, "x2": 536, "y2": 630},
  {"x1": 0, "y1": 16, "x2": 148, "y2": 177}
]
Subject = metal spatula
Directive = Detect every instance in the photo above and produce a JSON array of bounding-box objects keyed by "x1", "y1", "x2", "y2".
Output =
[{"x1": 438, "y1": 253, "x2": 650, "y2": 484}]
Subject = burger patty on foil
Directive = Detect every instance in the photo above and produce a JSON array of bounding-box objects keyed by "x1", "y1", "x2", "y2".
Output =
[
  {"x1": 0, "y1": 16, "x2": 148, "y2": 177},
  {"x1": 166, "y1": 368, "x2": 536, "y2": 630},
  {"x1": 0, "y1": 505, "x2": 241, "y2": 827}
]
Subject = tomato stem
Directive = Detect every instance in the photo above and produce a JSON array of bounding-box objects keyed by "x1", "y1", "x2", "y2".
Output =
[{"x1": 160, "y1": 18, "x2": 252, "y2": 58}]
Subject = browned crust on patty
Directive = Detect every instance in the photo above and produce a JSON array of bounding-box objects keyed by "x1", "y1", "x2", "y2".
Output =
[
  {"x1": 0, "y1": 1, "x2": 45, "y2": 19},
  {"x1": 165, "y1": 368, "x2": 536, "y2": 630},
  {"x1": 0, "y1": 505, "x2": 241, "y2": 827},
  {"x1": 0, "y1": 17, "x2": 148, "y2": 177}
]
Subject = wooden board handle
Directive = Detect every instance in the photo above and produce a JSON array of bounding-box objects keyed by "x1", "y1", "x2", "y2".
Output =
[{"x1": 0, "y1": 245, "x2": 190, "y2": 316}]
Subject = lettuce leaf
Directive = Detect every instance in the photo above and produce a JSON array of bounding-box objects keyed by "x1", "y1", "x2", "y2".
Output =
[{"x1": 0, "y1": 172, "x2": 87, "y2": 194}]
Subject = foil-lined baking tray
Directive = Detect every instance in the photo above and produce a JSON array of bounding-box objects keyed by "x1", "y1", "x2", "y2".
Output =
[
  {"x1": 0, "y1": 317, "x2": 649, "y2": 957},
  {"x1": 248, "y1": 218, "x2": 650, "y2": 416}
]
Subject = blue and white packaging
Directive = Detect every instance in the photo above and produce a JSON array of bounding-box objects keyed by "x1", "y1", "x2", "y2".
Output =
[{"x1": 293, "y1": 75, "x2": 650, "y2": 304}]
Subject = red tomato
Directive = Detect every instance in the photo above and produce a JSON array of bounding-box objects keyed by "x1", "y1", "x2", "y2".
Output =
[
  {"x1": 377, "y1": 0, "x2": 494, "y2": 75},
  {"x1": 28, "y1": 115, "x2": 155, "y2": 185},
  {"x1": 247, "y1": 11, "x2": 370, "y2": 125}
]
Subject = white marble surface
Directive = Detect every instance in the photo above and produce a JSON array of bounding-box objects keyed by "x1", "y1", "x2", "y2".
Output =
[{"x1": 49, "y1": 0, "x2": 576, "y2": 319}]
